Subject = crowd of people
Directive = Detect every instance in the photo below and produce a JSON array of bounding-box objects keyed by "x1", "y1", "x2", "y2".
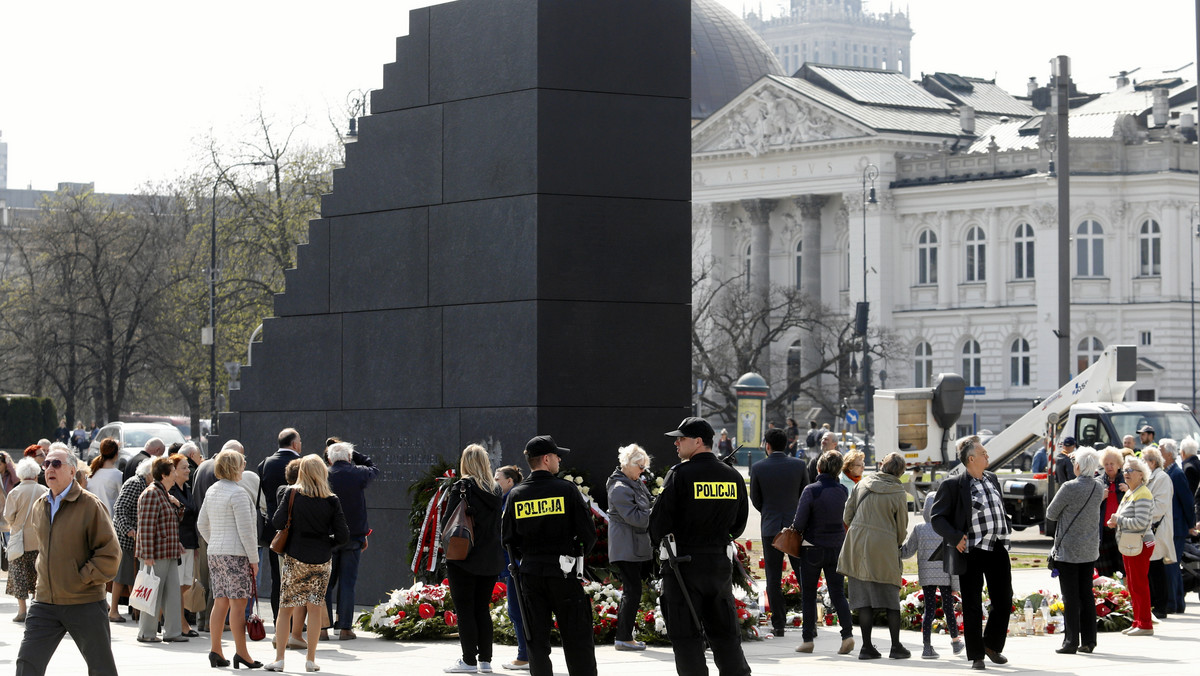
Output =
[
  {"x1": 1, "y1": 428, "x2": 378, "y2": 675},
  {"x1": 3, "y1": 416, "x2": 1199, "y2": 676}
]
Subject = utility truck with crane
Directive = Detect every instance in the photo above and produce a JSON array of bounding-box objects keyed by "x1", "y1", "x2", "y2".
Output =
[{"x1": 873, "y1": 345, "x2": 1200, "y2": 529}]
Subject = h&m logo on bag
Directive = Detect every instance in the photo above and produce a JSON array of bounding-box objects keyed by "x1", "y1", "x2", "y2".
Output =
[
  {"x1": 133, "y1": 585, "x2": 154, "y2": 601},
  {"x1": 693, "y1": 482, "x2": 738, "y2": 500},
  {"x1": 514, "y1": 497, "x2": 565, "y2": 519}
]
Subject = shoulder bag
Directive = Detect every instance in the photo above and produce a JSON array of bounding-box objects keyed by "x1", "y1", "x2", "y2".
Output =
[
  {"x1": 269, "y1": 489, "x2": 297, "y2": 555},
  {"x1": 771, "y1": 527, "x2": 802, "y2": 557},
  {"x1": 442, "y1": 482, "x2": 474, "y2": 561},
  {"x1": 5, "y1": 493, "x2": 38, "y2": 560},
  {"x1": 1048, "y1": 480, "x2": 1097, "y2": 571}
]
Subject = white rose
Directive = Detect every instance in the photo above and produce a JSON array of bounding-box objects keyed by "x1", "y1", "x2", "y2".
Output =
[
  {"x1": 574, "y1": 476, "x2": 584, "y2": 485},
  {"x1": 581, "y1": 486, "x2": 590, "y2": 495}
]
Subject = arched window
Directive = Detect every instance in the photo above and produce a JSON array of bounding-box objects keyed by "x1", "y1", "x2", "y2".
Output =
[
  {"x1": 965, "y1": 226, "x2": 986, "y2": 282},
  {"x1": 917, "y1": 229, "x2": 938, "y2": 285},
  {"x1": 1013, "y1": 223, "x2": 1035, "y2": 280},
  {"x1": 1076, "y1": 336, "x2": 1104, "y2": 376},
  {"x1": 1010, "y1": 338, "x2": 1030, "y2": 387},
  {"x1": 795, "y1": 240, "x2": 803, "y2": 290},
  {"x1": 962, "y1": 339, "x2": 982, "y2": 387},
  {"x1": 744, "y1": 243, "x2": 752, "y2": 289},
  {"x1": 914, "y1": 342, "x2": 933, "y2": 388},
  {"x1": 1139, "y1": 220, "x2": 1161, "y2": 277},
  {"x1": 1076, "y1": 220, "x2": 1105, "y2": 277}
]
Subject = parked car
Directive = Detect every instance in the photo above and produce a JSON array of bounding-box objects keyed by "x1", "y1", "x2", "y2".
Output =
[{"x1": 83, "y1": 421, "x2": 186, "y2": 465}]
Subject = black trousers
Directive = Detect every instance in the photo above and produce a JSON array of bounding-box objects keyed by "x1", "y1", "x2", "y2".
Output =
[
  {"x1": 761, "y1": 538, "x2": 802, "y2": 632},
  {"x1": 958, "y1": 547, "x2": 1012, "y2": 662},
  {"x1": 1057, "y1": 561, "x2": 1097, "y2": 648},
  {"x1": 1148, "y1": 558, "x2": 1169, "y2": 616},
  {"x1": 268, "y1": 549, "x2": 281, "y2": 619},
  {"x1": 520, "y1": 573, "x2": 596, "y2": 676},
  {"x1": 661, "y1": 553, "x2": 750, "y2": 676},
  {"x1": 447, "y1": 565, "x2": 496, "y2": 666},
  {"x1": 614, "y1": 560, "x2": 648, "y2": 642},
  {"x1": 16, "y1": 600, "x2": 118, "y2": 676}
]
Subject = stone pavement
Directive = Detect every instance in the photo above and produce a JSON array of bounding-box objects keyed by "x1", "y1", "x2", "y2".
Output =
[{"x1": 0, "y1": 574, "x2": 1195, "y2": 675}]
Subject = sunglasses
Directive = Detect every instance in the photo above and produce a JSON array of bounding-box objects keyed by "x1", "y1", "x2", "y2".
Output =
[{"x1": 42, "y1": 459, "x2": 66, "y2": 469}]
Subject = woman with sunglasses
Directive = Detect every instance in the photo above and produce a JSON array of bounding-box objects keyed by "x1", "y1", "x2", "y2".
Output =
[{"x1": 1107, "y1": 456, "x2": 1155, "y2": 635}]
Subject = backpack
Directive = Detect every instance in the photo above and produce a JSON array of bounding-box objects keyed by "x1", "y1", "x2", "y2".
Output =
[{"x1": 442, "y1": 482, "x2": 474, "y2": 561}]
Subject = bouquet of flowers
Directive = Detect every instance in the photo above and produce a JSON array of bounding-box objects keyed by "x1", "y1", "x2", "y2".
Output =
[
  {"x1": 1093, "y1": 573, "x2": 1133, "y2": 632},
  {"x1": 357, "y1": 581, "x2": 459, "y2": 640}
]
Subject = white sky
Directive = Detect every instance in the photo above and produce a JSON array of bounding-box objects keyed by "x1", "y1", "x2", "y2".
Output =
[{"x1": 0, "y1": 0, "x2": 1192, "y2": 194}]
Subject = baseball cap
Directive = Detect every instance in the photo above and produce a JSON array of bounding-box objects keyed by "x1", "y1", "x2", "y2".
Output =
[
  {"x1": 665, "y1": 417, "x2": 715, "y2": 440},
  {"x1": 1061, "y1": 436, "x2": 1077, "y2": 447},
  {"x1": 1137, "y1": 424, "x2": 1155, "y2": 434},
  {"x1": 524, "y1": 435, "x2": 570, "y2": 458}
]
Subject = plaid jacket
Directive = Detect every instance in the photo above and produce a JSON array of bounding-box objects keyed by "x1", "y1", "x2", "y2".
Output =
[
  {"x1": 134, "y1": 481, "x2": 185, "y2": 561},
  {"x1": 113, "y1": 475, "x2": 147, "y2": 551}
]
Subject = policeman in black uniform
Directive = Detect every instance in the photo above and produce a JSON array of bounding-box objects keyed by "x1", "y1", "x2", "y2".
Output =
[
  {"x1": 501, "y1": 436, "x2": 597, "y2": 676},
  {"x1": 650, "y1": 417, "x2": 751, "y2": 676}
]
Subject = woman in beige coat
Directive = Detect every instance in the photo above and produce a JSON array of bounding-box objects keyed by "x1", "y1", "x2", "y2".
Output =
[
  {"x1": 838, "y1": 452, "x2": 910, "y2": 660},
  {"x1": 1141, "y1": 447, "x2": 1174, "y2": 618},
  {"x1": 4, "y1": 458, "x2": 49, "y2": 622}
]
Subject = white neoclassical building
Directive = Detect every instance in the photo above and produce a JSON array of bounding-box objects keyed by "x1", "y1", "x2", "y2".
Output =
[{"x1": 692, "y1": 63, "x2": 1199, "y2": 435}]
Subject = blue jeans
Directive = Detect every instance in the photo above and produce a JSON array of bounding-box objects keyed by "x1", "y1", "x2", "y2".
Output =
[
  {"x1": 325, "y1": 542, "x2": 363, "y2": 629},
  {"x1": 502, "y1": 571, "x2": 528, "y2": 661},
  {"x1": 798, "y1": 545, "x2": 852, "y2": 642}
]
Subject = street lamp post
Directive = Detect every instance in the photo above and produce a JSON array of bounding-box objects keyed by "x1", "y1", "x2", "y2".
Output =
[
  {"x1": 208, "y1": 160, "x2": 276, "y2": 434},
  {"x1": 1192, "y1": 204, "x2": 1199, "y2": 411},
  {"x1": 861, "y1": 163, "x2": 878, "y2": 458}
]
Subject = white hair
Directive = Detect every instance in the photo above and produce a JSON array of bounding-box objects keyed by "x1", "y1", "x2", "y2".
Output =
[
  {"x1": 135, "y1": 458, "x2": 154, "y2": 479},
  {"x1": 1072, "y1": 448, "x2": 1101, "y2": 478},
  {"x1": 1142, "y1": 446, "x2": 1164, "y2": 470},
  {"x1": 327, "y1": 442, "x2": 354, "y2": 464},
  {"x1": 180, "y1": 441, "x2": 200, "y2": 456},
  {"x1": 46, "y1": 442, "x2": 79, "y2": 467},
  {"x1": 1180, "y1": 436, "x2": 1199, "y2": 457},
  {"x1": 16, "y1": 457, "x2": 41, "y2": 481},
  {"x1": 617, "y1": 443, "x2": 649, "y2": 470},
  {"x1": 220, "y1": 439, "x2": 245, "y2": 454},
  {"x1": 1158, "y1": 438, "x2": 1177, "y2": 460}
]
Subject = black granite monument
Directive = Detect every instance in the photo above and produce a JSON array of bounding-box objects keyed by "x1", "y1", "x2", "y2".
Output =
[{"x1": 216, "y1": 0, "x2": 691, "y2": 602}]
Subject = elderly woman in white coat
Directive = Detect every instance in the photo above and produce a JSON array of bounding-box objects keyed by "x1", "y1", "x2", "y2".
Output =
[
  {"x1": 1141, "y1": 447, "x2": 1175, "y2": 619},
  {"x1": 606, "y1": 444, "x2": 653, "y2": 652},
  {"x1": 197, "y1": 450, "x2": 262, "y2": 670}
]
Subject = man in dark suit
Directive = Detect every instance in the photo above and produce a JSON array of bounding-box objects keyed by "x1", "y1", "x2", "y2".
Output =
[
  {"x1": 257, "y1": 427, "x2": 302, "y2": 619},
  {"x1": 324, "y1": 440, "x2": 379, "y2": 640},
  {"x1": 750, "y1": 427, "x2": 808, "y2": 637},
  {"x1": 120, "y1": 437, "x2": 165, "y2": 483},
  {"x1": 931, "y1": 436, "x2": 1013, "y2": 670}
]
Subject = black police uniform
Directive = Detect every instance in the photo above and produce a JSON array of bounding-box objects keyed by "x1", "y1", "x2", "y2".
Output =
[
  {"x1": 649, "y1": 450, "x2": 751, "y2": 676},
  {"x1": 501, "y1": 469, "x2": 597, "y2": 676}
]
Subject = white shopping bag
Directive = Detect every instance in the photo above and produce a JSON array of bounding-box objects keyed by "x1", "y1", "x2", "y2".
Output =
[{"x1": 129, "y1": 565, "x2": 161, "y2": 614}]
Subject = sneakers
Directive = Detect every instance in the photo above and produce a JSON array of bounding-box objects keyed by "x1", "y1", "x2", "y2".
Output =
[
  {"x1": 1126, "y1": 627, "x2": 1154, "y2": 636},
  {"x1": 503, "y1": 661, "x2": 530, "y2": 671},
  {"x1": 614, "y1": 640, "x2": 646, "y2": 651},
  {"x1": 445, "y1": 660, "x2": 478, "y2": 673},
  {"x1": 478, "y1": 663, "x2": 493, "y2": 673},
  {"x1": 795, "y1": 641, "x2": 814, "y2": 653},
  {"x1": 889, "y1": 644, "x2": 911, "y2": 659},
  {"x1": 951, "y1": 638, "x2": 964, "y2": 655},
  {"x1": 922, "y1": 644, "x2": 939, "y2": 659}
]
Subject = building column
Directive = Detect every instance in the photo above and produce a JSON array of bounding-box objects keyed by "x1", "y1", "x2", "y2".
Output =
[
  {"x1": 985, "y1": 207, "x2": 1001, "y2": 305},
  {"x1": 795, "y1": 195, "x2": 827, "y2": 396},
  {"x1": 936, "y1": 211, "x2": 953, "y2": 309},
  {"x1": 742, "y1": 198, "x2": 776, "y2": 373}
]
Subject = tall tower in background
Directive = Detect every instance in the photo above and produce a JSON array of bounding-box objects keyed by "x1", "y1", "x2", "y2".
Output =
[{"x1": 745, "y1": 0, "x2": 913, "y2": 76}]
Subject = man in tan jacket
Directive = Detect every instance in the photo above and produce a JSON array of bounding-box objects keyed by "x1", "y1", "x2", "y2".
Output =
[{"x1": 16, "y1": 446, "x2": 121, "y2": 676}]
